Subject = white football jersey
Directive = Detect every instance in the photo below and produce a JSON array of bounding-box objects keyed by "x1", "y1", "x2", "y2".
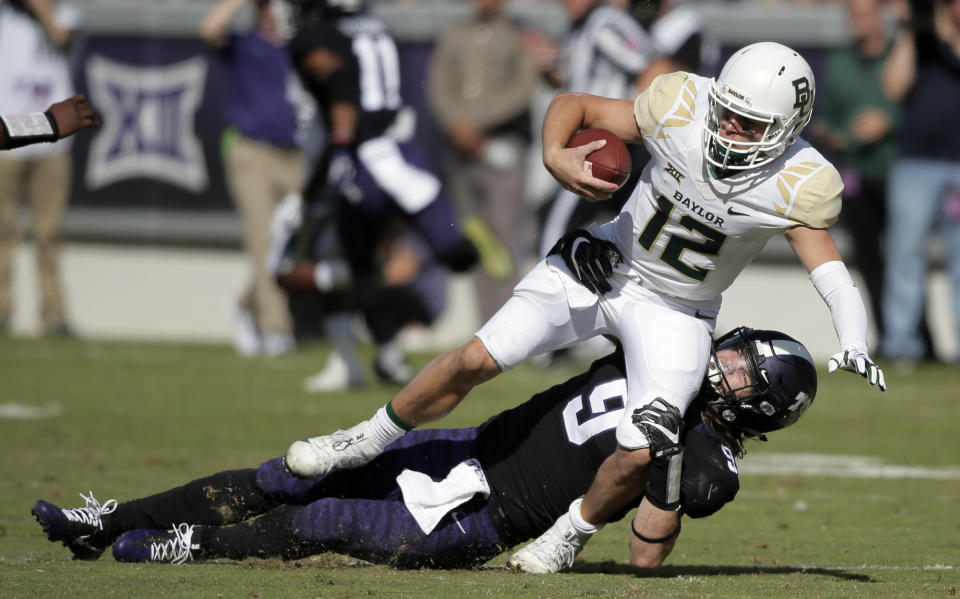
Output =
[{"x1": 601, "y1": 72, "x2": 842, "y2": 302}]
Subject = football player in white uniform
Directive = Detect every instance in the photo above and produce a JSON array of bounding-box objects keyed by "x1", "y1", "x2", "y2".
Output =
[{"x1": 283, "y1": 42, "x2": 886, "y2": 572}]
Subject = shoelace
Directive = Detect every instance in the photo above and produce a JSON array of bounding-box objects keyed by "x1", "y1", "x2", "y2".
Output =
[
  {"x1": 528, "y1": 525, "x2": 581, "y2": 571},
  {"x1": 150, "y1": 523, "x2": 196, "y2": 564},
  {"x1": 539, "y1": 535, "x2": 576, "y2": 570},
  {"x1": 61, "y1": 491, "x2": 118, "y2": 531}
]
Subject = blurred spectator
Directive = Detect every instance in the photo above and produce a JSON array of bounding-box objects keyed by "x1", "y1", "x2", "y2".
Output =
[
  {"x1": 533, "y1": 0, "x2": 657, "y2": 258},
  {"x1": 810, "y1": 0, "x2": 902, "y2": 354},
  {"x1": 632, "y1": 0, "x2": 716, "y2": 89},
  {"x1": 881, "y1": 0, "x2": 960, "y2": 364},
  {"x1": 288, "y1": 0, "x2": 478, "y2": 388},
  {"x1": 427, "y1": 0, "x2": 539, "y2": 320},
  {"x1": 200, "y1": 0, "x2": 309, "y2": 357},
  {"x1": 0, "y1": 0, "x2": 78, "y2": 337}
]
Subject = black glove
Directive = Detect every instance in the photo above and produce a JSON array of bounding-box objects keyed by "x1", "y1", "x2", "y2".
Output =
[
  {"x1": 547, "y1": 229, "x2": 622, "y2": 295},
  {"x1": 632, "y1": 398, "x2": 683, "y2": 462}
]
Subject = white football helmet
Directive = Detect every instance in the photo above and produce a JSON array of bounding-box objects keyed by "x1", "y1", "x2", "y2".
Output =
[{"x1": 703, "y1": 42, "x2": 815, "y2": 171}]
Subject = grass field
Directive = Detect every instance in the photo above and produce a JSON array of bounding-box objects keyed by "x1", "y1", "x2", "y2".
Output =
[{"x1": 1, "y1": 336, "x2": 957, "y2": 598}]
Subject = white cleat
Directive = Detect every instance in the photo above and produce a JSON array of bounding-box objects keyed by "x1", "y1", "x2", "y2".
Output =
[
  {"x1": 507, "y1": 512, "x2": 588, "y2": 573},
  {"x1": 232, "y1": 307, "x2": 262, "y2": 357},
  {"x1": 263, "y1": 332, "x2": 296, "y2": 357},
  {"x1": 284, "y1": 421, "x2": 381, "y2": 479},
  {"x1": 302, "y1": 353, "x2": 366, "y2": 393}
]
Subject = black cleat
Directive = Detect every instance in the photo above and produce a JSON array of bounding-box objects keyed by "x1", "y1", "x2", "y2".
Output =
[{"x1": 32, "y1": 492, "x2": 117, "y2": 560}]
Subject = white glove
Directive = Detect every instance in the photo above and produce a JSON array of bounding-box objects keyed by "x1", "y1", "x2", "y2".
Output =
[{"x1": 827, "y1": 349, "x2": 886, "y2": 391}]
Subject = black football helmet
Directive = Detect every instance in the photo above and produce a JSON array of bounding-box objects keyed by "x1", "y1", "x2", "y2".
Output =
[{"x1": 701, "y1": 327, "x2": 817, "y2": 438}]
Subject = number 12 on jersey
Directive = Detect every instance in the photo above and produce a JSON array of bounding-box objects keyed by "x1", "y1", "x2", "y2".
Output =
[{"x1": 637, "y1": 195, "x2": 727, "y2": 281}]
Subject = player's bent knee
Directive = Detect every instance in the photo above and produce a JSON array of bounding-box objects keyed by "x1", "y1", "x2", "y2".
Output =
[
  {"x1": 611, "y1": 446, "x2": 652, "y2": 480},
  {"x1": 630, "y1": 548, "x2": 667, "y2": 570}
]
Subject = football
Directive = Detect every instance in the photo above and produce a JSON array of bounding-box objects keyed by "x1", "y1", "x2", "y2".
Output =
[{"x1": 566, "y1": 128, "x2": 631, "y2": 189}]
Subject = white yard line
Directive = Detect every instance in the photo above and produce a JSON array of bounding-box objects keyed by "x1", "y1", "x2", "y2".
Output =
[
  {"x1": 0, "y1": 402, "x2": 62, "y2": 420},
  {"x1": 740, "y1": 453, "x2": 960, "y2": 480}
]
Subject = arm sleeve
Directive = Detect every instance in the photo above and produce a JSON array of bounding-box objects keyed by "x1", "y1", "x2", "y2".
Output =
[{"x1": 810, "y1": 260, "x2": 869, "y2": 353}]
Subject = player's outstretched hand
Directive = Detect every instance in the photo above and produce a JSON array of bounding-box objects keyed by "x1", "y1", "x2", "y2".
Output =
[
  {"x1": 548, "y1": 229, "x2": 622, "y2": 295},
  {"x1": 47, "y1": 94, "x2": 99, "y2": 138},
  {"x1": 827, "y1": 348, "x2": 886, "y2": 391}
]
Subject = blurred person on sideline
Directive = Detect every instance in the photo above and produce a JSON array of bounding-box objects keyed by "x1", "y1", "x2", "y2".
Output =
[
  {"x1": 532, "y1": 0, "x2": 658, "y2": 260},
  {"x1": 427, "y1": 0, "x2": 539, "y2": 321},
  {"x1": 286, "y1": 0, "x2": 478, "y2": 389},
  {"x1": 200, "y1": 0, "x2": 311, "y2": 358},
  {"x1": 0, "y1": 0, "x2": 80, "y2": 337},
  {"x1": 809, "y1": 0, "x2": 908, "y2": 357},
  {"x1": 631, "y1": 0, "x2": 716, "y2": 92},
  {"x1": 33, "y1": 326, "x2": 816, "y2": 569},
  {"x1": 881, "y1": 0, "x2": 960, "y2": 365}
]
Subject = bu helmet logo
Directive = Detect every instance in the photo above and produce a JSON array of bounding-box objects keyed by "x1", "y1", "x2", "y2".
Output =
[{"x1": 792, "y1": 77, "x2": 812, "y2": 113}]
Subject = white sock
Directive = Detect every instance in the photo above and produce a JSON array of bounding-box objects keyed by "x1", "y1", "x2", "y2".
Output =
[
  {"x1": 568, "y1": 497, "x2": 603, "y2": 536},
  {"x1": 369, "y1": 405, "x2": 408, "y2": 450}
]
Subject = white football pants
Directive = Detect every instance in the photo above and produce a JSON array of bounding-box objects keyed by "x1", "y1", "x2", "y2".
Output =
[{"x1": 476, "y1": 256, "x2": 719, "y2": 449}]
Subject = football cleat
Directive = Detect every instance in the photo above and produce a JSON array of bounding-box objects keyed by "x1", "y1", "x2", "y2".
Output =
[
  {"x1": 231, "y1": 307, "x2": 262, "y2": 357},
  {"x1": 372, "y1": 357, "x2": 414, "y2": 386},
  {"x1": 32, "y1": 491, "x2": 118, "y2": 560},
  {"x1": 507, "y1": 512, "x2": 589, "y2": 574},
  {"x1": 302, "y1": 352, "x2": 366, "y2": 393},
  {"x1": 262, "y1": 332, "x2": 296, "y2": 357},
  {"x1": 284, "y1": 421, "x2": 381, "y2": 479},
  {"x1": 112, "y1": 523, "x2": 198, "y2": 564}
]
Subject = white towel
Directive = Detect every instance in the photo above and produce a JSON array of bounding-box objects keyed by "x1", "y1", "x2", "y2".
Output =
[{"x1": 396, "y1": 459, "x2": 490, "y2": 535}]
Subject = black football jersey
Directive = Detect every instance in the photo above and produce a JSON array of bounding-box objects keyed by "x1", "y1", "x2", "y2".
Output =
[
  {"x1": 477, "y1": 348, "x2": 739, "y2": 543},
  {"x1": 477, "y1": 351, "x2": 633, "y2": 542},
  {"x1": 290, "y1": 15, "x2": 402, "y2": 142}
]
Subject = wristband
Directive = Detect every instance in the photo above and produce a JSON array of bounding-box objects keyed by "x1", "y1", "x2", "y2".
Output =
[{"x1": 0, "y1": 111, "x2": 60, "y2": 148}]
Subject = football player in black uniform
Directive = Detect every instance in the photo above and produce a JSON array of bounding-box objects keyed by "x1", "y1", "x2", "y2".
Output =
[
  {"x1": 280, "y1": 0, "x2": 477, "y2": 384},
  {"x1": 32, "y1": 326, "x2": 818, "y2": 568}
]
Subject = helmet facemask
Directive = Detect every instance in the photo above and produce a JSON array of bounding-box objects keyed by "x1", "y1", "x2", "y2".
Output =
[{"x1": 705, "y1": 328, "x2": 771, "y2": 438}]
